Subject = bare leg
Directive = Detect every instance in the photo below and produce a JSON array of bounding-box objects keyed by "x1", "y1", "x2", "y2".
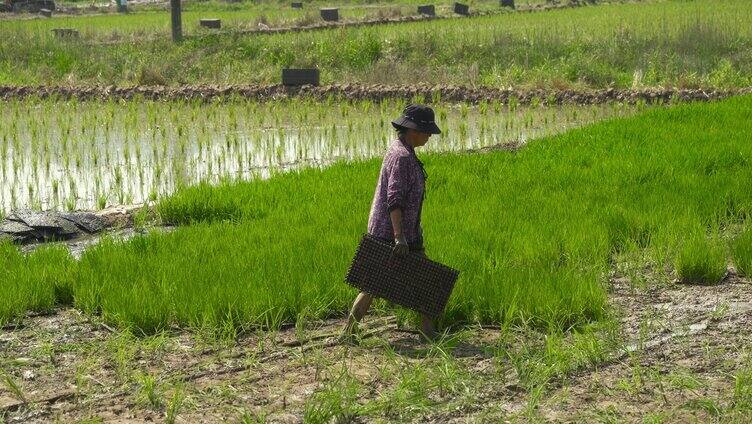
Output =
[
  {"x1": 420, "y1": 314, "x2": 437, "y2": 340},
  {"x1": 343, "y1": 292, "x2": 373, "y2": 335},
  {"x1": 411, "y1": 251, "x2": 438, "y2": 340}
]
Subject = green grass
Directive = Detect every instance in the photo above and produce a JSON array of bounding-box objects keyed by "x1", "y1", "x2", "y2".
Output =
[
  {"x1": 2, "y1": 0, "x2": 544, "y2": 40},
  {"x1": 87, "y1": 94, "x2": 752, "y2": 332},
  {"x1": 734, "y1": 364, "x2": 752, "y2": 410},
  {"x1": 1, "y1": 0, "x2": 750, "y2": 88},
  {"x1": 3, "y1": 95, "x2": 752, "y2": 333},
  {"x1": 732, "y1": 226, "x2": 752, "y2": 277},
  {"x1": 675, "y1": 233, "x2": 727, "y2": 284},
  {"x1": 0, "y1": 243, "x2": 74, "y2": 324},
  {"x1": 5, "y1": 3, "x2": 407, "y2": 38}
]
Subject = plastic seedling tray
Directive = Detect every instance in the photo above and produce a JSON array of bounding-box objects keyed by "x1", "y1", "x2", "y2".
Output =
[{"x1": 345, "y1": 234, "x2": 459, "y2": 319}]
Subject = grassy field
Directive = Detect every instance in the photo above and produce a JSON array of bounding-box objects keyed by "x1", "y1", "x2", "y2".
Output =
[
  {"x1": 1, "y1": 0, "x2": 543, "y2": 39},
  {"x1": 1, "y1": 0, "x2": 750, "y2": 88},
  {"x1": 2, "y1": 95, "x2": 751, "y2": 335},
  {"x1": 2, "y1": 2, "x2": 461, "y2": 40}
]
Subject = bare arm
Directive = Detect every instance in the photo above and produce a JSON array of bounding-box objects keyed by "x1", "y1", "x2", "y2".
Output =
[
  {"x1": 389, "y1": 208, "x2": 404, "y2": 239},
  {"x1": 390, "y1": 208, "x2": 409, "y2": 256}
]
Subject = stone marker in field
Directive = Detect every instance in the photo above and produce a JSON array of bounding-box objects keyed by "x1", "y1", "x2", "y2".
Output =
[
  {"x1": 291, "y1": 2, "x2": 303, "y2": 8},
  {"x1": 320, "y1": 7, "x2": 339, "y2": 22},
  {"x1": 51, "y1": 28, "x2": 80, "y2": 38},
  {"x1": 282, "y1": 68, "x2": 320, "y2": 86},
  {"x1": 40, "y1": 8, "x2": 52, "y2": 17},
  {"x1": 500, "y1": 0, "x2": 514, "y2": 8},
  {"x1": 417, "y1": 5, "x2": 435, "y2": 16},
  {"x1": 199, "y1": 19, "x2": 221, "y2": 29},
  {"x1": 453, "y1": 2, "x2": 469, "y2": 15}
]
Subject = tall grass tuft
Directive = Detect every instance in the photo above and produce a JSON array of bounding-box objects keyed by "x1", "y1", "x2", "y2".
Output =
[
  {"x1": 675, "y1": 233, "x2": 727, "y2": 285},
  {"x1": 732, "y1": 226, "x2": 752, "y2": 277},
  {"x1": 0, "y1": 242, "x2": 76, "y2": 324}
]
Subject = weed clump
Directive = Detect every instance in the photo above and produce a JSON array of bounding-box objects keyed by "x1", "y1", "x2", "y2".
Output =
[
  {"x1": 137, "y1": 67, "x2": 168, "y2": 86},
  {"x1": 675, "y1": 235, "x2": 727, "y2": 285},
  {"x1": 732, "y1": 226, "x2": 752, "y2": 277},
  {"x1": 735, "y1": 368, "x2": 752, "y2": 410},
  {"x1": 0, "y1": 242, "x2": 75, "y2": 324}
]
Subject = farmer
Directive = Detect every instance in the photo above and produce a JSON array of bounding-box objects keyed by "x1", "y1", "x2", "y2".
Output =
[{"x1": 342, "y1": 104, "x2": 442, "y2": 340}]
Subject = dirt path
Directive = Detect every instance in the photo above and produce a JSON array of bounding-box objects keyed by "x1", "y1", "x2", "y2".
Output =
[
  {"x1": 538, "y1": 273, "x2": 752, "y2": 422},
  {"x1": 0, "y1": 272, "x2": 750, "y2": 422}
]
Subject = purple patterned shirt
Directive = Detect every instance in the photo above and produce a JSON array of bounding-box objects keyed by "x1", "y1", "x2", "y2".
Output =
[{"x1": 367, "y1": 139, "x2": 425, "y2": 246}]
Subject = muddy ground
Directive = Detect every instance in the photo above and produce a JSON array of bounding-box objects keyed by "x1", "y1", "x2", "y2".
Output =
[
  {"x1": 1, "y1": 265, "x2": 750, "y2": 422},
  {"x1": 2, "y1": 84, "x2": 750, "y2": 105}
]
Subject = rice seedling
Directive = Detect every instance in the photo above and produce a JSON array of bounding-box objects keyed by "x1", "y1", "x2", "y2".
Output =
[
  {"x1": 2, "y1": 94, "x2": 750, "y2": 336},
  {"x1": 0, "y1": 97, "x2": 637, "y2": 214},
  {"x1": 0, "y1": 242, "x2": 75, "y2": 324},
  {"x1": 65, "y1": 194, "x2": 76, "y2": 212}
]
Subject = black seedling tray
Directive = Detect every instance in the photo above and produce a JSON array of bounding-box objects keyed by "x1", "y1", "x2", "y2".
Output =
[{"x1": 345, "y1": 234, "x2": 459, "y2": 319}]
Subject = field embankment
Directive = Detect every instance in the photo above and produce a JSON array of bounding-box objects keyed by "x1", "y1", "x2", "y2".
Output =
[
  {"x1": 1, "y1": 84, "x2": 750, "y2": 103},
  {"x1": 0, "y1": 0, "x2": 551, "y2": 24}
]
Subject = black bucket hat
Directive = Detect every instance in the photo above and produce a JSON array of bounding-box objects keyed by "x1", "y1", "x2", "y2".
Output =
[{"x1": 391, "y1": 104, "x2": 442, "y2": 135}]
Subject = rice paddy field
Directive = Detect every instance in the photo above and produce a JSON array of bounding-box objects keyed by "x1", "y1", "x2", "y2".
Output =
[
  {"x1": 2, "y1": 0, "x2": 752, "y2": 421},
  {"x1": 3, "y1": 95, "x2": 751, "y2": 331},
  {"x1": 1, "y1": 94, "x2": 752, "y2": 422},
  {"x1": 0, "y1": 97, "x2": 643, "y2": 212}
]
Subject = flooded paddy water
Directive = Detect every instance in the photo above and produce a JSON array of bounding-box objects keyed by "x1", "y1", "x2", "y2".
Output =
[{"x1": 0, "y1": 98, "x2": 648, "y2": 213}]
